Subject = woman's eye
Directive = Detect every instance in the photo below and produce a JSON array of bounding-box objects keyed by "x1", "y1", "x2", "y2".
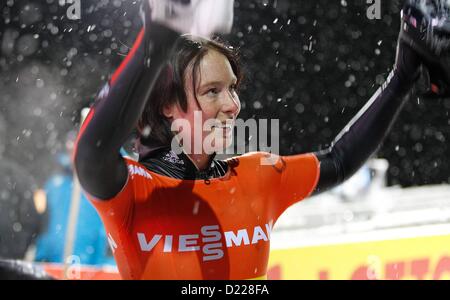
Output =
[{"x1": 207, "y1": 88, "x2": 220, "y2": 96}]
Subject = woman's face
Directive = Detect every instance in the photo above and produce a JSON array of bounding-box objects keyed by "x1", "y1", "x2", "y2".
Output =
[{"x1": 164, "y1": 49, "x2": 241, "y2": 154}]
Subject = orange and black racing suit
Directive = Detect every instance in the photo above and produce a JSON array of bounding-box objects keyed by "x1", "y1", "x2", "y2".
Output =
[{"x1": 73, "y1": 13, "x2": 420, "y2": 279}]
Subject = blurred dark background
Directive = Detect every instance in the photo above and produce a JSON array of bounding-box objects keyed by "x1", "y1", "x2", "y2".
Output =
[{"x1": 0, "y1": 0, "x2": 449, "y2": 188}]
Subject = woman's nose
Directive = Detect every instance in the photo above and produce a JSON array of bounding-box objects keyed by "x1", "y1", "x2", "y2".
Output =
[{"x1": 222, "y1": 90, "x2": 240, "y2": 115}]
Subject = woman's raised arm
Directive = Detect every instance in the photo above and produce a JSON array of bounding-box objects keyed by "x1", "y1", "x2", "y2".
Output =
[
  {"x1": 312, "y1": 6, "x2": 423, "y2": 195},
  {"x1": 73, "y1": 2, "x2": 180, "y2": 200}
]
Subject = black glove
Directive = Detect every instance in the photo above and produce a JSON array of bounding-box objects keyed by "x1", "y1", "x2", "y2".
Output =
[
  {"x1": 394, "y1": 31, "x2": 422, "y2": 85},
  {"x1": 399, "y1": 0, "x2": 450, "y2": 97}
]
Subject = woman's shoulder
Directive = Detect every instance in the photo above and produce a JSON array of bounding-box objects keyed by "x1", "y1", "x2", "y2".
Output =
[{"x1": 121, "y1": 156, "x2": 154, "y2": 179}]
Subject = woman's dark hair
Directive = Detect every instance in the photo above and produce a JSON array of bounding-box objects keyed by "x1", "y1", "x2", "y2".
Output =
[{"x1": 136, "y1": 35, "x2": 242, "y2": 154}]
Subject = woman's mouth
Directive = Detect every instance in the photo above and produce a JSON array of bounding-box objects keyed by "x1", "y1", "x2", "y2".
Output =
[
  {"x1": 212, "y1": 124, "x2": 233, "y2": 130},
  {"x1": 212, "y1": 123, "x2": 234, "y2": 136}
]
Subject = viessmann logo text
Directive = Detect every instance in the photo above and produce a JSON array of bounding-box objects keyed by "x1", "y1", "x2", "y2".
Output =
[{"x1": 136, "y1": 222, "x2": 273, "y2": 262}]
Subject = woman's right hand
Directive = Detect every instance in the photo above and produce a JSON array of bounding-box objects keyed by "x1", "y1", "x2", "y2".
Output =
[{"x1": 144, "y1": 0, "x2": 235, "y2": 38}]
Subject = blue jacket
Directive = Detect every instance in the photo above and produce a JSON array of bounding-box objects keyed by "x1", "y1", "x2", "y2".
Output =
[{"x1": 35, "y1": 159, "x2": 116, "y2": 266}]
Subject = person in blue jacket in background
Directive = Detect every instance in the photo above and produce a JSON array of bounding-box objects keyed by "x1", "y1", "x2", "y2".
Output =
[{"x1": 34, "y1": 131, "x2": 116, "y2": 267}]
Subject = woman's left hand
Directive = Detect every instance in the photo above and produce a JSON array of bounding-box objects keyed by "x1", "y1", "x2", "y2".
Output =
[{"x1": 399, "y1": 0, "x2": 450, "y2": 96}]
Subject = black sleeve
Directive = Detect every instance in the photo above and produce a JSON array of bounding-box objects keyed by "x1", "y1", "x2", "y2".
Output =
[
  {"x1": 312, "y1": 44, "x2": 420, "y2": 195},
  {"x1": 73, "y1": 20, "x2": 180, "y2": 200}
]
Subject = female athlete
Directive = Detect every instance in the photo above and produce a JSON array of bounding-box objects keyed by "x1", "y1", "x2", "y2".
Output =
[{"x1": 73, "y1": 0, "x2": 450, "y2": 279}]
